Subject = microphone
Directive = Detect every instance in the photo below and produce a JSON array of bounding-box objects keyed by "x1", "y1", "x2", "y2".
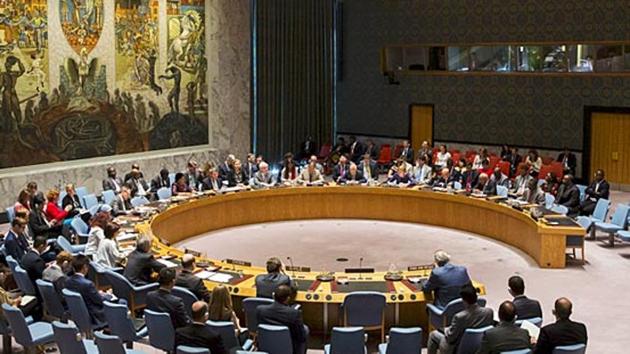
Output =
[
  {"x1": 286, "y1": 256, "x2": 296, "y2": 278},
  {"x1": 358, "y1": 257, "x2": 364, "y2": 280}
]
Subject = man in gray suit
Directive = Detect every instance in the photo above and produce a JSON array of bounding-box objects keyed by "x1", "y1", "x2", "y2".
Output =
[
  {"x1": 428, "y1": 284, "x2": 494, "y2": 354},
  {"x1": 255, "y1": 257, "x2": 293, "y2": 298},
  {"x1": 476, "y1": 301, "x2": 532, "y2": 354},
  {"x1": 110, "y1": 186, "x2": 133, "y2": 216}
]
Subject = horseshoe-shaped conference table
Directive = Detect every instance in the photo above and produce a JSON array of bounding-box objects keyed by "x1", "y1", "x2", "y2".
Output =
[{"x1": 127, "y1": 186, "x2": 584, "y2": 334}]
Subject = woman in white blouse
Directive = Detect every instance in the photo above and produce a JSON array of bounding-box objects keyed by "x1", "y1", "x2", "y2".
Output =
[
  {"x1": 434, "y1": 144, "x2": 451, "y2": 169},
  {"x1": 472, "y1": 148, "x2": 489, "y2": 170},
  {"x1": 95, "y1": 222, "x2": 125, "y2": 268},
  {"x1": 84, "y1": 212, "x2": 110, "y2": 256},
  {"x1": 525, "y1": 149, "x2": 543, "y2": 177}
]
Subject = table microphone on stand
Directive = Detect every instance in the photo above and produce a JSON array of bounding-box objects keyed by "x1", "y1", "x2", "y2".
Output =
[
  {"x1": 358, "y1": 257, "x2": 364, "y2": 280},
  {"x1": 287, "y1": 256, "x2": 298, "y2": 287}
]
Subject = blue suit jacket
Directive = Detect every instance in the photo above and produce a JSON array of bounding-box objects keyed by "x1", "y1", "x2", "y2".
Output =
[
  {"x1": 65, "y1": 274, "x2": 107, "y2": 327},
  {"x1": 423, "y1": 263, "x2": 472, "y2": 308},
  {"x1": 4, "y1": 230, "x2": 29, "y2": 263}
]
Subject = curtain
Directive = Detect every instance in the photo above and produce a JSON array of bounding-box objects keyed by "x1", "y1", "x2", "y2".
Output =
[{"x1": 254, "y1": 0, "x2": 335, "y2": 163}]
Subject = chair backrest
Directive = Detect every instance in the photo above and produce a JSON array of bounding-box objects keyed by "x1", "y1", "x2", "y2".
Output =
[
  {"x1": 6, "y1": 255, "x2": 18, "y2": 273},
  {"x1": 500, "y1": 349, "x2": 532, "y2": 354},
  {"x1": 102, "y1": 190, "x2": 116, "y2": 205},
  {"x1": 498, "y1": 161, "x2": 511, "y2": 176},
  {"x1": 94, "y1": 331, "x2": 127, "y2": 354},
  {"x1": 5, "y1": 207, "x2": 15, "y2": 223},
  {"x1": 610, "y1": 204, "x2": 630, "y2": 227},
  {"x1": 575, "y1": 184, "x2": 586, "y2": 201},
  {"x1": 378, "y1": 145, "x2": 392, "y2": 162},
  {"x1": 544, "y1": 193, "x2": 555, "y2": 208},
  {"x1": 515, "y1": 317, "x2": 543, "y2": 328},
  {"x1": 207, "y1": 320, "x2": 240, "y2": 350},
  {"x1": 157, "y1": 187, "x2": 172, "y2": 200},
  {"x1": 130, "y1": 196, "x2": 149, "y2": 207},
  {"x1": 14, "y1": 265, "x2": 36, "y2": 295},
  {"x1": 551, "y1": 343, "x2": 586, "y2": 354},
  {"x1": 453, "y1": 181, "x2": 463, "y2": 190},
  {"x1": 1, "y1": 303, "x2": 33, "y2": 345},
  {"x1": 56, "y1": 236, "x2": 75, "y2": 254},
  {"x1": 496, "y1": 185, "x2": 509, "y2": 197},
  {"x1": 456, "y1": 325, "x2": 493, "y2": 354},
  {"x1": 441, "y1": 298, "x2": 487, "y2": 329},
  {"x1": 36, "y1": 279, "x2": 66, "y2": 319},
  {"x1": 103, "y1": 301, "x2": 136, "y2": 342},
  {"x1": 551, "y1": 205, "x2": 569, "y2": 215},
  {"x1": 177, "y1": 345, "x2": 211, "y2": 354},
  {"x1": 75, "y1": 186, "x2": 89, "y2": 201},
  {"x1": 386, "y1": 327, "x2": 423, "y2": 354},
  {"x1": 242, "y1": 297, "x2": 274, "y2": 332},
  {"x1": 71, "y1": 217, "x2": 89, "y2": 235},
  {"x1": 257, "y1": 324, "x2": 293, "y2": 354},
  {"x1": 62, "y1": 288, "x2": 93, "y2": 334},
  {"x1": 318, "y1": 143, "x2": 332, "y2": 158},
  {"x1": 342, "y1": 291, "x2": 386, "y2": 327},
  {"x1": 144, "y1": 309, "x2": 175, "y2": 352},
  {"x1": 592, "y1": 198, "x2": 610, "y2": 221},
  {"x1": 52, "y1": 321, "x2": 88, "y2": 354},
  {"x1": 103, "y1": 269, "x2": 132, "y2": 300},
  {"x1": 82, "y1": 194, "x2": 99, "y2": 210},
  {"x1": 329, "y1": 326, "x2": 366, "y2": 354},
  {"x1": 171, "y1": 286, "x2": 198, "y2": 317}
]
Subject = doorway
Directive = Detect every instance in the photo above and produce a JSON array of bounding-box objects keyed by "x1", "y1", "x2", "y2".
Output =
[{"x1": 409, "y1": 104, "x2": 434, "y2": 154}]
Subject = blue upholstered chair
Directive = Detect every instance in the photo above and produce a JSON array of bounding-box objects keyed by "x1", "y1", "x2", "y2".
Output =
[
  {"x1": 103, "y1": 269, "x2": 158, "y2": 314},
  {"x1": 62, "y1": 288, "x2": 106, "y2": 336},
  {"x1": 552, "y1": 343, "x2": 586, "y2": 354},
  {"x1": 496, "y1": 185, "x2": 509, "y2": 198},
  {"x1": 13, "y1": 265, "x2": 36, "y2": 296},
  {"x1": 550, "y1": 204, "x2": 569, "y2": 215},
  {"x1": 70, "y1": 217, "x2": 91, "y2": 242},
  {"x1": 544, "y1": 193, "x2": 555, "y2": 209},
  {"x1": 75, "y1": 187, "x2": 89, "y2": 207},
  {"x1": 324, "y1": 327, "x2": 367, "y2": 354},
  {"x1": 5, "y1": 207, "x2": 15, "y2": 223},
  {"x1": 575, "y1": 184, "x2": 587, "y2": 202},
  {"x1": 453, "y1": 181, "x2": 462, "y2": 190},
  {"x1": 94, "y1": 331, "x2": 148, "y2": 354},
  {"x1": 176, "y1": 346, "x2": 210, "y2": 354},
  {"x1": 144, "y1": 309, "x2": 175, "y2": 353},
  {"x1": 2, "y1": 304, "x2": 54, "y2": 352},
  {"x1": 206, "y1": 320, "x2": 253, "y2": 351},
  {"x1": 515, "y1": 317, "x2": 542, "y2": 328},
  {"x1": 130, "y1": 196, "x2": 149, "y2": 207},
  {"x1": 171, "y1": 286, "x2": 198, "y2": 317},
  {"x1": 56, "y1": 235, "x2": 86, "y2": 255},
  {"x1": 102, "y1": 301, "x2": 148, "y2": 348},
  {"x1": 427, "y1": 297, "x2": 487, "y2": 331},
  {"x1": 88, "y1": 203, "x2": 112, "y2": 216},
  {"x1": 576, "y1": 198, "x2": 609, "y2": 231},
  {"x1": 88, "y1": 261, "x2": 123, "y2": 290},
  {"x1": 501, "y1": 349, "x2": 532, "y2": 354},
  {"x1": 102, "y1": 190, "x2": 116, "y2": 205},
  {"x1": 242, "y1": 297, "x2": 274, "y2": 334},
  {"x1": 52, "y1": 321, "x2": 98, "y2": 354},
  {"x1": 593, "y1": 204, "x2": 630, "y2": 246},
  {"x1": 82, "y1": 194, "x2": 99, "y2": 210},
  {"x1": 341, "y1": 291, "x2": 387, "y2": 342},
  {"x1": 5, "y1": 256, "x2": 17, "y2": 273},
  {"x1": 157, "y1": 187, "x2": 172, "y2": 201},
  {"x1": 378, "y1": 327, "x2": 423, "y2": 354},
  {"x1": 456, "y1": 325, "x2": 493, "y2": 354},
  {"x1": 257, "y1": 324, "x2": 293, "y2": 354},
  {"x1": 35, "y1": 280, "x2": 66, "y2": 321}
]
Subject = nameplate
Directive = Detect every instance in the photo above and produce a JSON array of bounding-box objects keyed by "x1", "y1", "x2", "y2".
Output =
[
  {"x1": 184, "y1": 248, "x2": 202, "y2": 257},
  {"x1": 345, "y1": 267, "x2": 375, "y2": 274},
  {"x1": 286, "y1": 265, "x2": 311, "y2": 273},
  {"x1": 224, "y1": 259, "x2": 252, "y2": 267},
  {"x1": 407, "y1": 264, "x2": 434, "y2": 272}
]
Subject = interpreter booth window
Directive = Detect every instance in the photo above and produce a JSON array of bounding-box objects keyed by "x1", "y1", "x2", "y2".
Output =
[
  {"x1": 448, "y1": 46, "x2": 515, "y2": 72},
  {"x1": 382, "y1": 46, "x2": 444, "y2": 72}
]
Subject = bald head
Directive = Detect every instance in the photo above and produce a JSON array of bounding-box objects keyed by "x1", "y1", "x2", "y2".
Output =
[
  {"x1": 191, "y1": 301, "x2": 208, "y2": 323},
  {"x1": 554, "y1": 297, "x2": 573, "y2": 320},
  {"x1": 182, "y1": 254, "x2": 195, "y2": 269},
  {"x1": 498, "y1": 301, "x2": 517, "y2": 322}
]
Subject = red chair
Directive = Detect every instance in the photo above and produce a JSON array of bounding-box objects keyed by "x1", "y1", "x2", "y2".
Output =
[
  {"x1": 377, "y1": 145, "x2": 392, "y2": 172},
  {"x1": 489, "y1": 156, "x2": 500, "y2": 169},
  {"x1": 542, "y1": 156, "x2": 555, "y2": 165},
  {"x1": 497, "y1": 161, "x2": 510, "y2": 177},
  {"x1": 538, "y1": 164, "x2": 554, "y2": 180},
  {"x1": 317, "y1": 143, "x2": 332, "y2": 163},
  {"x1": 451, "y1": 152, "x2": 461, "y2": 164},
  {"x1": 393, "y1": 144, "x2": 404, "y2": 160},
  {"x1": 550, "y1": 162, "x2": 564, "y2": 178}
]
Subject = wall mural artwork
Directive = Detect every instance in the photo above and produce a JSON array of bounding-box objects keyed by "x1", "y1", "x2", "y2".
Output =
[{"x1": 0, "y1": 0, "x2": 208, "y2": 169}]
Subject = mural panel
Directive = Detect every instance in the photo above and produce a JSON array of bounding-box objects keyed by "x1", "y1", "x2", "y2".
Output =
[{"x1": 0, "y1": 0, "x2": 208, "y2": 169}]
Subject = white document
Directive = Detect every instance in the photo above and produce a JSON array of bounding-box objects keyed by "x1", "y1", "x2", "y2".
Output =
[
  {"x1": 520, "y1": 319, "x2": 541, "y2": 339},
  {"x1": 207, "y1": 273, "x2": 233, "y2": 283},
  {"x1": 117, "y1": 233, "x2": 137, "y2": 242},
  {"x1": 194, "y1": 271, "x2": 216, "y2": 280},
  {"x1": 156, "y1": 259, "x2": 178, "y2": 268},
  {"x1": 21, "y1": 295, "x2": 36, "y2": 306}
]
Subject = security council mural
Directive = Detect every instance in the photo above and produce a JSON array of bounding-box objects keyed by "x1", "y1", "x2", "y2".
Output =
[{"x1": 0, "y1": 0, "x2": 208, "y2": 168}]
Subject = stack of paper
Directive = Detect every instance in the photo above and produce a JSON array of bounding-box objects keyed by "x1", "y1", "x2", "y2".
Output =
[
  {"x1": 521, "y1": 319, "x2": 541, "y2": 339},
  {"x1": 207, "y1": 273, "x2": 233, "y2": 283},
  {"x1": 157, "y1": 259, "x2": 178, "y2": 268}
]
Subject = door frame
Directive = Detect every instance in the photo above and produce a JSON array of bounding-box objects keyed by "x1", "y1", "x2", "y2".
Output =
[
  {"x1": 583, "y1": 105, "x2": 630, "y2": 183},
  {"x1": 408, "y1": 103, "x2": 435, "y2": 146}
]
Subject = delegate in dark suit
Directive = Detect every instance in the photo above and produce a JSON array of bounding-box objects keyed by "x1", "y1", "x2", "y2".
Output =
[
  {"x1": 150, "y1": 175, "x2": 171, "y2": 193},
  {"x1": 398, "y1": 146, "x2": 414, "y2": 163},
  {"x1": 476, "y1": 322, "x2": 531, "y2": 354},
  {"x1": 146, "y1": 288, "x2": 191, "y2": 329},
  {"x1": 255, "y1": 273, "x2": 292, "y2": 299},
  {"x1": 339, "y1": 170, "x2": 367, "y2": 184},
  {"x1": 534, "y1": 319, "x2": 587, "y2": 354},
  {"x1": 436, "y1": 304, "x2": 494, "y2": 354},
  {"x1": 4, "y1": 230, "x2": 29, "y2": 263},
  {"x1": 175, "y1": 269, "x2": 211, "y2": 302},
  {"x1": 226, "y1": 169, "x2": 248, "y2": 187},
  {"x1": 257, "y1": 302, "x2": 307, "y2": 354},
  {"x1": 201, "y1": 176, "x2": 223, "y2": 191},
  {"x1": 123, "y1": 249, "x2": 165, "y2": 286},
  {"x1": 580, "y1": 175, "x2": 610, "y2": 216},
  {"x1": 423, "y1": 263, "x2": 472, "y2": 308},
  {"x1": 175, "y1": 323, "x2": 227, "y2": 354},
  {"x1": 102, "y1": 176, "x2": 124, "y2": 193},
  {"x1": 555, "y1": 183, "x2": 580, "y2": 216},
  {"x1": 513, "y1": 295, "x2": 543, "y2": 320},
  {"x1": 21, "y1": 249, "x2": 45, "y2": 284},
  {"x1": 65, "y1": 273, "x2": 108, "y2": 327},
  {"x1": 357, "y1": 159, "x2": 378, "y2": 180},
  {"x1": 62, "y1": 194, "x2": 82, "y2": 211},
  {"x1": 110, "y1": 194, "x2": 132, "y2": 216}
]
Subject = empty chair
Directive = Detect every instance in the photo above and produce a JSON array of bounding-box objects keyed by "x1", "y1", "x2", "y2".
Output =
[
  {"x1": 324, "y1": 327, "x2": 367, "y2": 354},
  {"x1": 5, "y1": 207, "x2": 15, "y2": 223},
  {"x1": 171, "y1": 286, "x2": 198, "y2": 318},
  {"x1": 94, "y1": 331, "x2": 148, "y2": 354},
  {"x1": 89, "y1": 261, "x2": 123, "y2": 290},
  {"x1": 552, "y1": 343, "x2": 586, "y2": 354},
  {"x1": 2, "y1": 303, "x2": 54, "y2": 353},
  {"x1": 62, "y1": 288, "x2": 106, "y2": 336},
  {"x1": 56, "y1": 235, "x2": 86, "y2": 255},
  {"x1": 501, "y1": 349, "x2": 532, "y2": 354},
  {"x1": 103, "y1": 269, "x2": 158, "y2": 314},
  {"x1": 102, "y1": 190, "x2": 116, "y2": 205},
  {"x1": 453, "y1": 181, "x2": 462, "y2": 190},
  {"x1": 341, "y1": 292, "x2": 386, "y2": 342},
  {"x1": 177, "y1": 346, "x2": 210, "y2": 354},
  {"x1": 75, "y1": 187, "x2": 89, "y2": 206},
  {"x1": 550, "y1": 205, "x2": 569, "y2": 215},
  {"x1": 206, "y1": 321, "x2": 253, "y2": 351},
  {"x1": 575, "y1": 184, "x2": 587, "y2": 202},
  {"x1": 35, "y1": 280, "x2": 66, "y2": 321},
  {"x1": 593, "y1": 204, "x2": 630, "y2": 246},
  {"x1": 544, "y1": 193, "x2": 555, "y2": 209},
  {"x1": 157, "y1": 187, "x2": 172, "y2": 200},
  {"x1": 496, "y1": 185, "x2": 509, "y2": 198},
  {"x1": 575, "y1": 198, "x2": 610, "y2": 231},
  {"x1": 456, "y1": 325, "x2": 493, "y2": 354},
  {"x1": 515, "y1": 317, "x2": 543, "y2": 328},
  {"x1": 52, "y1": 321, "x2": 98, "y2": 354},
  {"x1": 103, "y1": 301, "x2": 148, "y2": 348},
  {"x1": 427, "y1": 297, "x2": 487, "y2": 331},
  {"x1": 242, "y1": 297, "x2": 274, "y2": 334},
  {"x1": 144, "y1": 309, "x2": 175, "y2": 353},
  {"x1": 82, "y1": 194, "x2": 99, "y2": 210},
  {"x1": 378, "y1": 327, "x2": 422, "y2": 354},
  {"x1": 257, "y1": 324, "x2": 293, "y2": 354},
  {"x1": 13, "y1": 265, "x2": 36, "y2": 296},
  {"x1": 130, "y1": 196, "x2": 149, "y2": 207},
  {"x1": 5, "y1": 256, "x2": 18, "y2": 273},
  {"x1": 71, "y1": 217, "x2": 91, "y2": 242}
]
